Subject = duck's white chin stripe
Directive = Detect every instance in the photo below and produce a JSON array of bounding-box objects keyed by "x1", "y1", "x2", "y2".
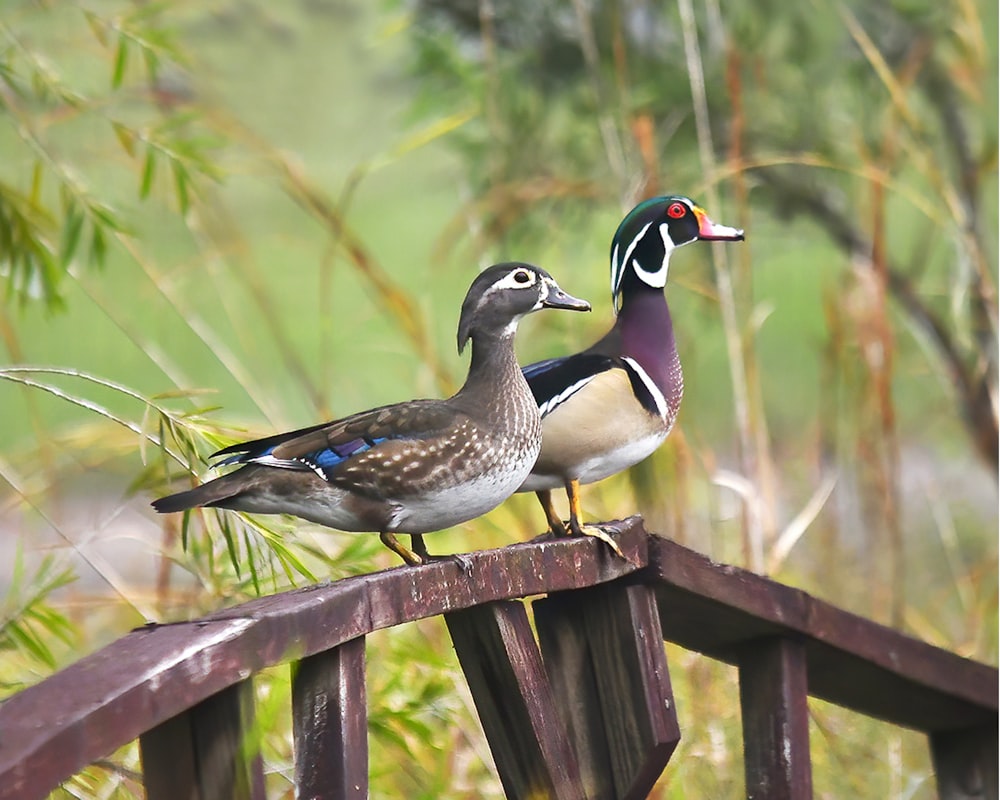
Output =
[{"x1": 615, "y1": 221, "x2": 653, "y2": 292}]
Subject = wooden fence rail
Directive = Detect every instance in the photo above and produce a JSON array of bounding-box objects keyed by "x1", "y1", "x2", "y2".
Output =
[{"x1": 0, "y1": 517, "x2": 995, "y2": 799}]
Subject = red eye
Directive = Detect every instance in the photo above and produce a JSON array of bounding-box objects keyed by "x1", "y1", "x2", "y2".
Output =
[{"x1": 667, "y1": 202, "x2": 686, "y2": 219}]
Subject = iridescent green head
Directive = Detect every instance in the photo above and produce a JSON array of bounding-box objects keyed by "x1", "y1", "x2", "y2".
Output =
[{"x1": 610, "y1": 195, "x2": 744, "y2": 306}]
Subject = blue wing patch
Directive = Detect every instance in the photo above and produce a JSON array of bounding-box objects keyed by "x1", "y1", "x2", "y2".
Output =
[
  {"x1": 302, "y1": 436, "x2": 387, "y2": 478},
  {"x1": 211, "y1": 428, "x2": 388, "y2": 481}
]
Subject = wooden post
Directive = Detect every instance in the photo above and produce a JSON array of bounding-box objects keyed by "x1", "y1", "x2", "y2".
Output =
[
  {"x1": 738, "y1": 637, "x2": 812, "y2": 800},
  {"x1": 292, "y1": 637, "x2": 368, "y2": 800},
  {"x1": 445, "y1": 601, "x2": 585, "y2": 800},
  {"x1": 930, "y1": 724, "x2": 998, "y2": 800},
  {"x1": 140, "y1": 679, "x2": 265, "y2": 800},
  {"x1": 534, "y1": 581, "x2": 679, "y2": 800}
]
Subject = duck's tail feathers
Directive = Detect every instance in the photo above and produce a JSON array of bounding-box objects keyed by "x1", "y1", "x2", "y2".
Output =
[{"x1": 151, "y1": 476, "x2": 244, "y2": 514}]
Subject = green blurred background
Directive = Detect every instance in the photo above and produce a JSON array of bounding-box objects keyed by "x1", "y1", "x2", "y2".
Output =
[{"x1": 1, "y1": 0, "x2": 996, "y2": 797}]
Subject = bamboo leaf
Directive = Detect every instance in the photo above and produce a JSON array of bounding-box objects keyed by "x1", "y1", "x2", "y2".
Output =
[
  {"x1": 219, "y1": 515, "x2": 241, "y2": 578},
  {"x1": 244, "y1": 529, "x2": 261, "y2": 595},
  {"x1": 111, "y1": 121, "x2": 137, "y2": 157},
  {"x1": 30, "y1": 161, "x2": 43, "y2": 206},
  {"x1": 173, "y1": 161, "x2": 189, "y2": 213},
  {"x1": 89, "y1": 223, "x2": 107, "y2": 266},
  {"x1": 6, "y1": 624, "x2": 55, "y2": 669},
  {"x1": 83, "y1": 10, "x2": 108, "y2": 47},
  {"x1": 112, "y1": 37, "x2": 129, "y2": 89},
  {"x1": 140, "y1": 148, "x2": 157, "y2": 199},
  {"x1": 143, "y1": 47, "x2": 160, "y2": 81},
  {"x1": 59, "y1": 205, "x2": 84, "y2": 267}
]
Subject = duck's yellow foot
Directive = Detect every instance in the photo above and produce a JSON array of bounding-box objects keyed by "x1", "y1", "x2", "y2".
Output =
[
  {"x1": 567, "y1": 520, "x2": 626, "y2": 560},
  {"x1": 380, "y1": 532, "x2": 424, "y2": 566}
]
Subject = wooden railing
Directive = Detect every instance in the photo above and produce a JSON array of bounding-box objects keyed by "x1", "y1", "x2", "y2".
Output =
[{"x1": 0, "y1": 517, "x2": 995, "y2": 799}]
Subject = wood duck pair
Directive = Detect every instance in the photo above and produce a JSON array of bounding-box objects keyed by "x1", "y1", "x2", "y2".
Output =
[
  {"x1": 153, "y1": 196, "x2": 743, "y2": 564},
  {"x1": 153, "y1": 263, "x2": 591, "y2": 565}
]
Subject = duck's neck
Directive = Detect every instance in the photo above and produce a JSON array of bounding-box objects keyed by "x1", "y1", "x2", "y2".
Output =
[
  {"x1": 595, "y1": 286, "x2": 683, "y2": 417},
  {"x1": 453, "y1": 329, "x2": 534, "y2": 422}
]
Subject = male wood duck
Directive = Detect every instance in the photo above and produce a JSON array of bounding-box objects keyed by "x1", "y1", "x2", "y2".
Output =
[
  {"x1": 519, "y1": 195, "x2": 744, "y2": 539},
  {"x1": 153, "y1": 262, "x2": 590, "y2": 565}
]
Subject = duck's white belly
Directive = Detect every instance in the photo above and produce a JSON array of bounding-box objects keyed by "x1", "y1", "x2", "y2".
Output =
[
  {"x1": 388, "y1": 463, "x2": 533, "y2": 532},
  {"x1": 520, "y1": 429, "x2": 666, "y2": 491}
]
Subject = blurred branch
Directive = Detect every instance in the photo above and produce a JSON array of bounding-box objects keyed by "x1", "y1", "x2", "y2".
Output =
[
  {"x1": 274, "y1": 155, "x2": 455, "y2": 395},
  {"x1": 569, "y1": 0, "x2": 627, "y2": 192},
  {"x1": 679, "y1": 0, "x2": 768, "y2": 570},
  {"x1": 756, "y1": 169, "x2": 998, "y2": 471}
]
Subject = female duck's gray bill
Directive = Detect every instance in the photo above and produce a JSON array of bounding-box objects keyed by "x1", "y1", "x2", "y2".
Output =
[{"x1": 542, "y1": 285, "x2": 591, "y2": 312}]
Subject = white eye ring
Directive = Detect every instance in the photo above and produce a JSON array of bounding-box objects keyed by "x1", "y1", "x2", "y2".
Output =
[{"x1": 513, "y1": 269, "x2": 532, "y2": 284}]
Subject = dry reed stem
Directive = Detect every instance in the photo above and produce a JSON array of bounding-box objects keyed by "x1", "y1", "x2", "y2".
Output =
[{"x1": 678, "y1": 0, "x2": 765, "y2": 570}]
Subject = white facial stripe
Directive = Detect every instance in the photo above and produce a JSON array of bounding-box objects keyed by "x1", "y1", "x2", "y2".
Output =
[
  {"x1": 473, "y1": 267, "x2": 540, "y2": 318},
  {"x1": 538, "y1": 374, "x2": 597, "y2": 417},
  {"x1": 532, "y1": 276, "x2": 553, "y2": 310},
  {"x1": 614, "y1": 221, "x2": 653, "y2": 293},
  {"x1": 621, "y1": 356, "x2": 668, "y2": 420},
  {"x1": 490, "y1": 267, "x2": 538, "y2": 292},
  {"x1": 628, "y1": 223, "x2": 674, "y2": 289},
  {"x1": 611, "y1": 241, "x2": 620, "y2": 295}
]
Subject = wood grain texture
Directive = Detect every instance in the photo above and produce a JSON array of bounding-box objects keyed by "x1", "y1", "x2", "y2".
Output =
[
  {"x1": 1, "y1": 522, "x2": 996, "y2": 799},
  {"x1": 446, "y1": 601, "x2": 584, "y2": 800},
  {"x1": 0, "y1": 522, "x2": 645, "y2": 800},
  {"x1": 534, "y1": 582, "x2": 679, "y2": 800},
  {"x1": 140, "y1": 679, "x2": 264, "y2": 800},
  {"x1": 738, "y1": 637, "x2": 812, "y2": 800},
  {"x1": 930, "y1": 725, "x2": 999, "y2": 800},
  {"x1": 292, "y1": 638, "x2": 368, "y2": 800},
  {"x1": 648, "y1": 536, "x2": 997, "y2": 731}
]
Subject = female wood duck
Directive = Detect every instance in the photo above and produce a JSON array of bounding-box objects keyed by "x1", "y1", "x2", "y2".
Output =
[
  {"x1": 519, "y1": 195, "x2": 744, "y2": 539},
  {"x1": 153, "y1": 262, "x2": 591, "y2": 565}
]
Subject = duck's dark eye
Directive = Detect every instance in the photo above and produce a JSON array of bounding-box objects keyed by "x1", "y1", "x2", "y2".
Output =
[
  {"x1": 513, "y1": 270, "x2": 531, "y2": 284},
  {"x1": 667, "y1": 202, "x2": 686, "y2": 219}
]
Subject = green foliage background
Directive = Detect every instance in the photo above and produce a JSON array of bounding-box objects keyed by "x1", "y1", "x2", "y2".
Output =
[{"x1": 0, "y1": 0, "x2": 996, "y2": 797}]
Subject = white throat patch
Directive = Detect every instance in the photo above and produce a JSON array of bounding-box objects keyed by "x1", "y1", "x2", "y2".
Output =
[
  {"x1": 628, "y1": 222, "x2": 675, "y2": 289},
  {"x1": 613, "y1": 220, "x2": 676, "y2": 295}
]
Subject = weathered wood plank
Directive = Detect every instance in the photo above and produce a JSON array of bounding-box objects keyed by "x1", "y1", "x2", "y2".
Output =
[
  {"x1": 292, "y1": 637, "x2": 368, "y2": 800},
  {"x1": 534, "y1": 581, "x2": 679, "y2": 800},
  {"x1": 0, "y1": 523, "x2": 645, "y2": 800},
  {"x1": 533, "y1": 595, "x2": 612, "y2": 800},
  {"x1": 446, "y1": 601, "x2": 585, "y2": 800},
  {"x1": 930, "y1": 725, "x2": 999, "y2": 800},
  {"x1": 648, "y1": 536, "x2": 997, "y2": 731},
  {"x1": 2, "y1": 524, "x2": 996, "y2": 799},
  {"x1": 140, "y1": 679, "x2": 264, "y2": 800},
  {"x1": 738, "y1": 637, "x2": 812, "y2": 800},
  {"x1": 139, "y1": 709, "x2": 200, "y2": 800}
]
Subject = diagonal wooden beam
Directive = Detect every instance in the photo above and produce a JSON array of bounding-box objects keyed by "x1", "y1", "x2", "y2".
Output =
[
  {"x1": 445, "y1": 601, "x2": 585, "y2": 800},
  {"x1": 534, "y1": 581, "x2": 679, "y2": 800}
]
